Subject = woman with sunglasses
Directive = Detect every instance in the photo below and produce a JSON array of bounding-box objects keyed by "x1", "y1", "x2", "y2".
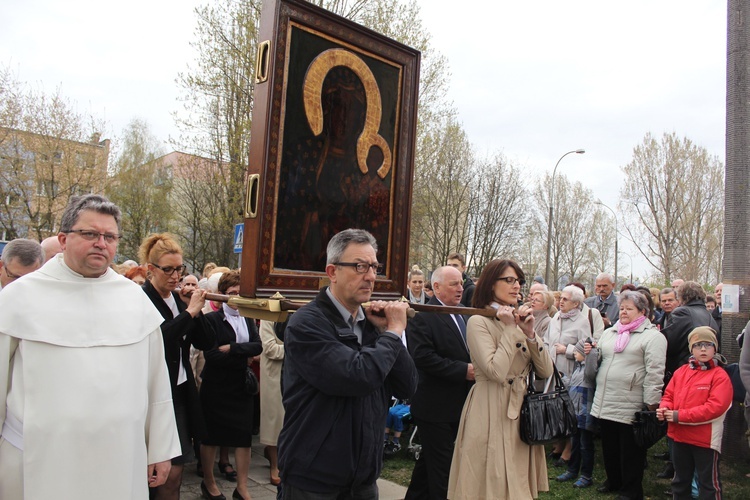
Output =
[
  {"x1": 139, "y1": 233, "x2": 216, "y2": 500},
  {"x1": 448, "y1": 259, "x2": 553, "y2": 499}
]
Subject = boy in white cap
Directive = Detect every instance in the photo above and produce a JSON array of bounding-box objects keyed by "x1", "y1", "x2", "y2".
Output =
[{"x1": 657, "y1": 326, "x2": 732, "y2": 499}]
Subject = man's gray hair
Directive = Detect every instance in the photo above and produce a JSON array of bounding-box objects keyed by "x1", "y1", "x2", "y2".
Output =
[
  {"x1": 1, "y1": 239, "x2": 45, "y2": 267},
  {"x1": 59, "y1": 194, "x2": 122, "y2": 233},
  {"x1": 659, "y1": 287, "x2": 675, "y2": 298},
  {"x1": 678, "y1": 281, "x2": 707, "y2": 304},
  {"x1": 619, "y1": 290, "x2": 649, "y2": 315},
  {"x1": 596, "y1": 272, "x2": 615, "y2": 284},
  {"x1": 326, "y1": 229, "x2": 378, "y2": 265},
  {"x1": 562, "y1": 285, "x2": 585, "y2": 304}
]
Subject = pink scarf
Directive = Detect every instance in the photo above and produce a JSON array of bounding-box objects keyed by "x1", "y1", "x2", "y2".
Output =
[{"x1": 614, "y1": 315, "x2": 647, "y2": 353}]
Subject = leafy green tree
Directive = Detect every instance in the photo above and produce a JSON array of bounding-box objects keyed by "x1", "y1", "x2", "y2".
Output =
[
  {"x1": 619, "y1": 132, "x2": 723, "y2": 283},
  {"x1": 410, "y1": 117, "x2": 474, "y2": 269},
  {"x1": 466, "y1": 153, "x2": 529, "y2": 272},
  {"x1": 106, "y1": 119, "x2": 171, "y2": 261},
  {"x1": 0, "y1": 67, "x2": 108, "y2": 241},
  {"x1": 533, "y1": 174, "x2": 609, "y2": 288},
  {"x1": 173, "y1": 0, "x2": 261, "y2": 265}
]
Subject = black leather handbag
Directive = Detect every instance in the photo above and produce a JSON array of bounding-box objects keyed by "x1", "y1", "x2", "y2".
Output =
[
  {"x1": 244, "y1": 367, "x2": 259, "y2": 395},
  {"x1": 520, "y1": 363, "x2": 578, "y2": 445},
  {"x1": 632, "y1": 409, "x2": 667, "y2": 448}
]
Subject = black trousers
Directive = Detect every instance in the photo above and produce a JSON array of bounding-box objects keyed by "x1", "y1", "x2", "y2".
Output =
[
  {"x1": 404, "y1": 419, "x2": 459, "y2": 500},
  {"x1": 672, "y1": 441, "x2": 722, "y2": 500},
  {"x1": 281, "y1": 482, "x2": 377, "y2": 500},
  {"x1": 599, "y1": 418, "x2": 647, "y2": 500}
]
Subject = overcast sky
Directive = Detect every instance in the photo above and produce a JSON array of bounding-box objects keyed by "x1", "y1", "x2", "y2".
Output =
[{"x1": 0, "y1": 0, "x2": 727, "y2": 279}]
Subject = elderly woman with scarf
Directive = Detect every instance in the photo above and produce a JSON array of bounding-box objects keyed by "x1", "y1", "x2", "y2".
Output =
[
  {"x1": 590, "y1": 290, "x2": 667, "y2": 500},
  {"x1": 546, "y1": 285, "x2": 593, "y2": 381}
]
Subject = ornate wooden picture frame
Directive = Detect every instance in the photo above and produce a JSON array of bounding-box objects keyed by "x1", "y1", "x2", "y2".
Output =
[{"x1": 240, "y1": 0, "x2": 420, "y2": 301}]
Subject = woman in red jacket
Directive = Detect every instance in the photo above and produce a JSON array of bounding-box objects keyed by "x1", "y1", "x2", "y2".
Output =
[{"x1": 657, "y1": 326, "x2": 732, "y2": 500}]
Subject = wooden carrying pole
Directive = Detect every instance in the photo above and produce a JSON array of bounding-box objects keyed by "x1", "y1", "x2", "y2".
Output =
[{"x1": 204, "y1": 293, "x2": 497, "y2": 318}]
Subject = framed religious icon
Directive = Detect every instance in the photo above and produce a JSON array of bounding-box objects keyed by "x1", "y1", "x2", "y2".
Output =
[{"x1": 240, "y1": 0, "x2": 420, "y2": 302}]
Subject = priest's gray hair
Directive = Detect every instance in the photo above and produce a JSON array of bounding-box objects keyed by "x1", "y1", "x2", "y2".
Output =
[
  {"x1": 60, "y1": 194, "x2": 122, "y2": 232},
  {"x1": 1, "y1": 238, "x2": 44, "y2": 267},
  {"x1": 326, "y1": 229, "x2": 378, "y2": 265}
]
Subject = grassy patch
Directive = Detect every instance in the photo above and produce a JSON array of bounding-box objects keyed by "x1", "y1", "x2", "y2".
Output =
[{"x1": 379, "y1": 438, "x2": 750, "y2": 499}]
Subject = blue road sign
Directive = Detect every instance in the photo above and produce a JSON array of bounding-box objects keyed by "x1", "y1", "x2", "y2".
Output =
[{"x1": 233, "y1": 223, "x2": 244, "y2": 254}]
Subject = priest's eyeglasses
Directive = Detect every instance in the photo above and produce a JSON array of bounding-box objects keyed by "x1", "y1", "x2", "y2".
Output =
[
  {"x1": 67, "y1": 229, "x2": 122, "y2": 244},
  {"x1": 151, "y1": 263, "x2": 187, "y2": 276},
  {"x1": 334, "y1": 262, "x2": 384, "y2": 274}
]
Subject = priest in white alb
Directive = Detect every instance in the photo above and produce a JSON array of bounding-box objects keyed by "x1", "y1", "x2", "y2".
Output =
[{"x1": 0, "y1": 194, "x2": 181, "y2": 499}]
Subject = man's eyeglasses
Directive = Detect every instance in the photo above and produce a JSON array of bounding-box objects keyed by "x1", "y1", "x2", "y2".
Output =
[
  {"x1": 66, "y1": 229, "x2": 122, "y2": 244},
  {"x1": 333, "y1": 262, "x2": 384, "y2": 274},
  {"x1": 497, "y1": 276, "x2": 525, "y2": 286},
  {"x1": 693, "y1": 341, "x2": 715, "y2": 350},
  {"x1": 151, "y1": 263, "x2": 187, "y2": 276}
]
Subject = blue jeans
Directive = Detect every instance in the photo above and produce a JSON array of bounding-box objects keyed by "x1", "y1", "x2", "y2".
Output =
[{"x1": 567, "y1": 428, "x2": 595, "y2": 479}]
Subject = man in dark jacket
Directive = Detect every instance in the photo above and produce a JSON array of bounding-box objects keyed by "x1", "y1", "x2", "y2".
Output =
[
  {"x1": 278, "y1": 229, "x2": 417, "y2": 499},
  {"x1": 663, "y1": 282, "x2": 719, "y2": 376},
  {"x1": 405, "y1": 265, "x2": 474, "y2": 500}
]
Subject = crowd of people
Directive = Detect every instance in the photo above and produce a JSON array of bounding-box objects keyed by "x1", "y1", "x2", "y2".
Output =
[{"x1": 0, "y1": 194, "x2": 742, "y2": 500}]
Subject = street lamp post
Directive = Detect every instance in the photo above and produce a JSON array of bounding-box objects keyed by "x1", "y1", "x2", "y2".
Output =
[
  {"x1": 544, "y1": 149, "x2": 586, "y2": 288},
  {"x1": 619, "y1": 251, "x2": 634, "y2": 284},
  {"x1": 595, "y1": 200, "x2": 618, "y2": 288}
]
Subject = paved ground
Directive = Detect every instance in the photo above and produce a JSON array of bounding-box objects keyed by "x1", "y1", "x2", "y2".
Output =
[{"x1": 180, "y1": 437, "x2": 408, "y2": 499}]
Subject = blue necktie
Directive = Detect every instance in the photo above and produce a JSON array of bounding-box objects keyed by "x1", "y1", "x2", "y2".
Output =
[{"x1": 455, "y1": 314, "x2": 467, "y2": 342}]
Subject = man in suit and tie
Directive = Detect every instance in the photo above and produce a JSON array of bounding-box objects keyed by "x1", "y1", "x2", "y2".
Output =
[{"x1": 405, "y1": 265, "x2": 474, "y2": 500}]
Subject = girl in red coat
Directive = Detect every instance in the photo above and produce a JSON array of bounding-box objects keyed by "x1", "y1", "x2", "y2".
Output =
[{"x1": 657, "y1": 326, "x2": 732, "y2": 500}]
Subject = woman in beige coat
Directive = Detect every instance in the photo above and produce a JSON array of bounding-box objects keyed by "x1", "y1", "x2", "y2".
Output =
[
  {"x1": 259, "y1": 320, "x2": 285, "y2": 486},
  {"x1": 448, "y1": 259, "x2": 554, "y2": 500}
]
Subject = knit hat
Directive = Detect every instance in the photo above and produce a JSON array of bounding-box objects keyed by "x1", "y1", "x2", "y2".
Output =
[
  {"x1": 574, "y1": 339, "x2": 586, "y2": 356},
  {"x1": 688, "y1": 326, "x2": 718, "y2": 351}
]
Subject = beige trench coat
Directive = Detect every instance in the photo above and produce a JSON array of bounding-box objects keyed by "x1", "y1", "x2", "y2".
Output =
[
  {"x1": 259, "y1": 320, "x2": 285, "y2": 446},
  {"x1": 448, "y1": 315, "x2": 554, "y2": 500}
]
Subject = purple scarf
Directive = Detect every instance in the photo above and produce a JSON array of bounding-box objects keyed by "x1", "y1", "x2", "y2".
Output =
[
  {"x1": 559, "y1": 308, "x2": 580, "y2": 320},
  {"x1": 614, "y1": 315, "x2": 647, "y2": 353}
]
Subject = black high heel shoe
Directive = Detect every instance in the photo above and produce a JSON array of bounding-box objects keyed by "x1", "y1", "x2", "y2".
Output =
[
  {"x1": 201, "y1": 481, "x2": 226, "y2": 500},
  {"x1": 218, "y1": 461, "x2": 238, "y2": 482},
  {"x1": 232, "y1": 488, "x2": 250, "y2": 500}
]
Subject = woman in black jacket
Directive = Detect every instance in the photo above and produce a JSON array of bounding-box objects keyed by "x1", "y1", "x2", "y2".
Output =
[
  {"x1": 200, "y1": 270, "x2": 263, "y2": 500},
  {"x1": 139, "y1": 233, "x2": 215, "y2": 500}
]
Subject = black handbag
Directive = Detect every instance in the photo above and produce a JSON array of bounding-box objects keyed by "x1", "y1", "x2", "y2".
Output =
[
  {"x1": 632, "y1": 409, "x2": 667, "y2": 449},
  {"x1": 244, "y1": 367, "x2": 259, "y2": 395},
  {"x1": 520, "y1": 363, "x2": 578, "y2": 445}
]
